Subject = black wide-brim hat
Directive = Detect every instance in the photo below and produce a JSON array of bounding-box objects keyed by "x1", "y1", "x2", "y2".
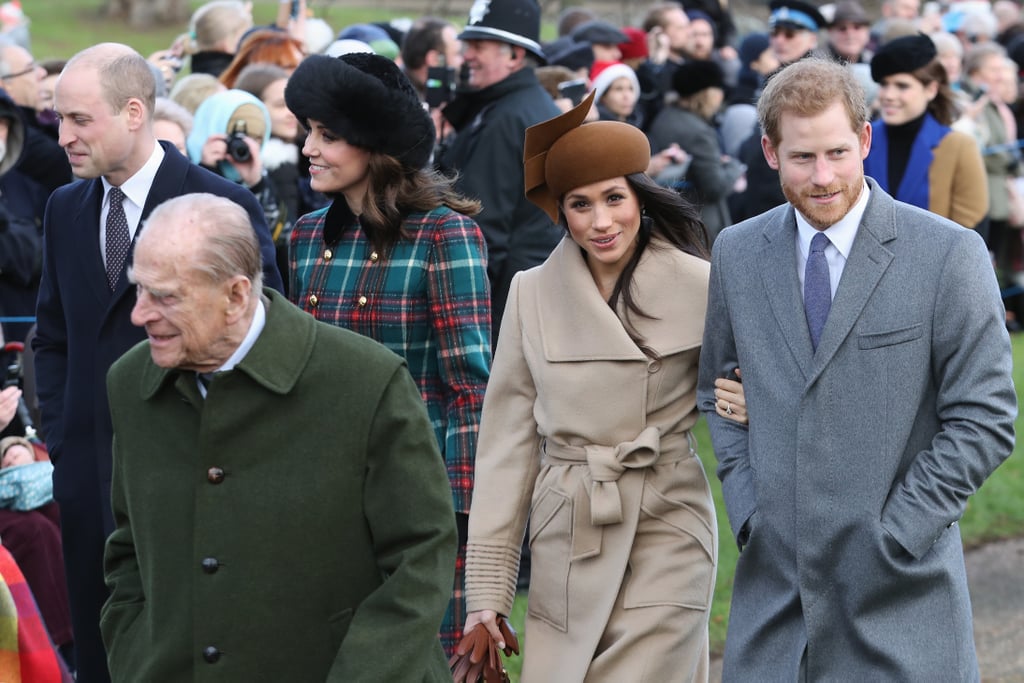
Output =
[
  {"x1": 284, "y1": 53, "x2": 435, "y2": 171},
  {"x1": 458, "y1": 0, "x2": 546, "y2": 62}
]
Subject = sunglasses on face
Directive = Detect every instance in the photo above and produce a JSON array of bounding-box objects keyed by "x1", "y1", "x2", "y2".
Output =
[{"x1": 771, "y1": 27, "x2": 804, "y2": 39}]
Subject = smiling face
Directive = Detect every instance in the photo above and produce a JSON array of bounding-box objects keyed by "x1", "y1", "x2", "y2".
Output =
[
  {"x1": 301, "y1": 118, "x2": 371, "y2": 211},
  {"x1": 561, "y1": 176, "x2": 642, "y2": 283},
  {"x1": 762, "y1": 100, "x2": 871, "y2": 230},
  {"x1": 461, "y1": 39, "x2": 518, "y2": 89},
  {"x1": 129, "y1": 233, "x2": 240, "y2": 373},
  {"x1": 877, "y1": 72, "x2": 937, "y2": 125},
  {"x1": 55, "y1": 62, "x2": 142, "y2": 186}
]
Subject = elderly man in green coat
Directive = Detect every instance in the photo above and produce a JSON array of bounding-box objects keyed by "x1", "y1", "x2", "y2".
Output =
[{"x1": 101, "y1": 193, "x2": 457, "y2": 682}]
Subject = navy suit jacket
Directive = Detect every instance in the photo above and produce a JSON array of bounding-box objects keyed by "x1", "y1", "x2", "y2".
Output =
[{"x1": 33, "y1": 140, "x2": 283, "y2": 532}]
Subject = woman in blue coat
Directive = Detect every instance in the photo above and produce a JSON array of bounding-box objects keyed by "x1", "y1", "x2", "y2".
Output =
[{"x1": 864, "y1": 34, "x2": 988, "y2": 229}]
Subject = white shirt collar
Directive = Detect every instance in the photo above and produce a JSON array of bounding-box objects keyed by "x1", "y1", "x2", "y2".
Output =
[
  {"x1": 101, "y1": 141, "x2": 165, "y2": 209},
  {"x1": 795, "y1": 180, "x2": 870, "y2": 259},
  {"x1": 217, "y1": 298, "x2": 267, "y2": 373}
]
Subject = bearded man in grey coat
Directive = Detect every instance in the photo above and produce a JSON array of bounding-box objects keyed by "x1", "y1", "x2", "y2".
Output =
[{"x1": 698, "y1": 58, "x2": 1016, "y2": 681}]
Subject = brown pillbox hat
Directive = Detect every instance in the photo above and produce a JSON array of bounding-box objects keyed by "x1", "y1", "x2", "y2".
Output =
[{"x1": 524, "y1": 90, "x2": 651, "y2": 223}]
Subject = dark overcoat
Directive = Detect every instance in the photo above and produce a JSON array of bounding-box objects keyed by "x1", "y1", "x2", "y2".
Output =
[
  {"x1": 440, "y1": 67, "x2": 562, "y2": 338},
  {"x1": 102, "y1": 290, "x2": 456, "y2": 682}
]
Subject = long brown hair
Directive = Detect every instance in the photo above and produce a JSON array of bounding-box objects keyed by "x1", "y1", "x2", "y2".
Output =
[
  {"x1": 914, "y1": 59, "x2": 959, "y2": 126},
  {"x1": 355, "y1": 153, "x2": 481, "y2": 253}
]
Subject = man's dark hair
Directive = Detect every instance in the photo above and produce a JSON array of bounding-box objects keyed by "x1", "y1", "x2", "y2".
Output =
[{"x1": 401, "y1": 16, "x2": 452, "y2": 71}]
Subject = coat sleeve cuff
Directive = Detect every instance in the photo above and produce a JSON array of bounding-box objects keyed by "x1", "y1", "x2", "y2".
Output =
[{"x1": 465, "y1": 540, "x2": 520, "y2": 616}]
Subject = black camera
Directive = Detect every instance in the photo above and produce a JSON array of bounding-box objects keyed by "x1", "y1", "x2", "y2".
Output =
[
  {"x1": 3, "y1": 364, "x2": 19, "y2": 390},
  {"x1": 425, "y1": 65, "x2": 456, "y2": 108},
  {"x1": 226, "y1": 120, "x2": 251, "y2": 163}
]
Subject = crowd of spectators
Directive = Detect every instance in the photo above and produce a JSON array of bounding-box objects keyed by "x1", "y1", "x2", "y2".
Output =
[{"x1": 1, "y1": 0, "x2": 1022, "y2": 677}]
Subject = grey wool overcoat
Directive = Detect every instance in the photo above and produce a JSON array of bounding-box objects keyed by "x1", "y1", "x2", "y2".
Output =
[{"x1": 697, "y1": 179, "x2": 1016, "y2": 681}]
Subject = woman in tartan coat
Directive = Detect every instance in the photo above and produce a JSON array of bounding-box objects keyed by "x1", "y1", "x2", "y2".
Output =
[{"x1": 285, "y1": 53, "x2": 491, "y2": 657}]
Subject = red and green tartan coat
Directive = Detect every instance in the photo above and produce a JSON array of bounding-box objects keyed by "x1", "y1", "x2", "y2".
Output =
[{"x1": 290, "y1": 201, "x2": 491, "y2": 513}]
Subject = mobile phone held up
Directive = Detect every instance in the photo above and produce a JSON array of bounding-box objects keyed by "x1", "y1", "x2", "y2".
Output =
[
  {"x1": 426, "y1": 65, "x2": 456, "y2": 108},
  {"x1": 558, "y1": 78, "x2": 588, "y2": 107}
]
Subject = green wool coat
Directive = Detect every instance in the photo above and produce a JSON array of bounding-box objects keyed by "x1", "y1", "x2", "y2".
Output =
[{"x1": 101, "y1": 289, "x2": 456, "y2": 682}]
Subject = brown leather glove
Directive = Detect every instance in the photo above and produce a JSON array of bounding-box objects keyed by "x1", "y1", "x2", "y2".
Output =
[{"x1": 449, "y1": 618, "x2": 520, "y2": 682}]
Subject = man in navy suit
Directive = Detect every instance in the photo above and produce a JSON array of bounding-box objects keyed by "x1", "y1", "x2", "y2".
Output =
[{"x1": 33, "y1": 42, "x2": 283, "y2": 682}]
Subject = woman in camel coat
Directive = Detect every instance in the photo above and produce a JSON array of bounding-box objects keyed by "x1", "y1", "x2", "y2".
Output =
[{"x1": 462, "y1": 93, "x2": 743, "y2": 682}]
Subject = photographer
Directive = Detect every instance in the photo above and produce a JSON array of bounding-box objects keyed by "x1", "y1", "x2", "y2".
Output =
[
  {"x1": 402, "y1": 16, "x2": 462, "y2": 102},
  {"x1": 400, "y1": 15, "x2": 463, "y2": 157},
  {"x1": 186, "y1": 89, "x2": 283, "y2": 254}
]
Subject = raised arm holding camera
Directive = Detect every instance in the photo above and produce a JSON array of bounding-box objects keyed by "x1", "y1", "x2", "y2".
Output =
[{"x1": 186, "y1": 89, "x2": 285, "y2": 255}]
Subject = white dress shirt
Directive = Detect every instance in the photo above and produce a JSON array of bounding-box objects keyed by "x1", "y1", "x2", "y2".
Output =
[
  {"x1": 795, "y1": 182, "x2": 871, "y2": 302},
  {"x1": 99, "y1": 142, "x2": 165, "y2": 266}
]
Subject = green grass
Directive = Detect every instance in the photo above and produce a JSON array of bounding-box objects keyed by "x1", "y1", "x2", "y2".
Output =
[
  {"x1": 502, "y1": 333, "x2": 1024, "y2": 680},
  {"x1": 25, "y1": 1, "x2": 420, "y2": 62}
]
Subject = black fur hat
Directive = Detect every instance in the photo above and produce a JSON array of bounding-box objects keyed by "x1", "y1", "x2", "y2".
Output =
[
  {"x1": 672, "y1": 59, "x2": 725, "y2": 98},
  {"x1": 285, "y1": 53, "x2": 435, "y2": 170}
]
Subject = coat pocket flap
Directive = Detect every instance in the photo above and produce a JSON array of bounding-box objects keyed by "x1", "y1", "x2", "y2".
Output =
[{"x1": 858, "y1": 323, "x2": 923, "y2": 349}]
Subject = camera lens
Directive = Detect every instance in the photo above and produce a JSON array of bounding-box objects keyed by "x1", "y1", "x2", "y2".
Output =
[{"x1": 226, "y1": 132, "x2": 251, "y2": 162}]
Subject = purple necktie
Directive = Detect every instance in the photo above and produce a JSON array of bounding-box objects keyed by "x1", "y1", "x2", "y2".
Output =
[{"x1": 804, "y1": 232, "x2": 832, "y2": 351}]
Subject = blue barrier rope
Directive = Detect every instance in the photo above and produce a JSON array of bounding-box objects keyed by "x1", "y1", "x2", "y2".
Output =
[{"x1": 0, "y1": 317, "x2": 36, "y2": 323}]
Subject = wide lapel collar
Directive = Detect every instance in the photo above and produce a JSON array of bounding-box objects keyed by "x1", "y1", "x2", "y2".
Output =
[
  {"x1": 758, "y1": 206, "x2": 813, "y2": 379},
  {"x1": 539, "y1": 237, "x2": 647, "y2": 361},
  {"x1": 234, "y1": 290, "x2": 314, "y2": 394},
  {"x1": 108, "y1": 143, "x2": 183, "y2": 304},
  {"x1": 807, "y1": 179, "x2": 895, "y2": 384},
  {"x1": 627, "y1": 238, "x2": 707, "y2": 353},
  {"x1": 78, "y1": 179, "x2": 112, "y2": 305}
]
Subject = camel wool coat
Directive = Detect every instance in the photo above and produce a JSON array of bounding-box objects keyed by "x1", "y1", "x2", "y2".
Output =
[{"x1": 466, "y1": 236, "x2": 717, "y2": 682}]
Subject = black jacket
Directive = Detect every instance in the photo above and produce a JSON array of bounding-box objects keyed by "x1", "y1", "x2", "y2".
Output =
[{"x1": 439, "y1": 68, "x2": 562, "y2": 339}]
